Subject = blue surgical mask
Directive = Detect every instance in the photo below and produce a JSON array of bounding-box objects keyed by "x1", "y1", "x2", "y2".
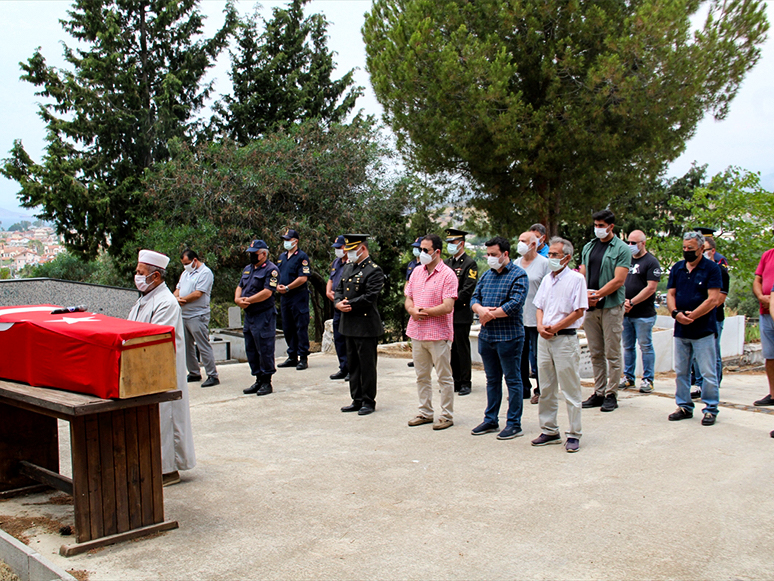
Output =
[
  {"x1": 446, "y1": 242, "x2": 459, "y2": 255},
  {"x1": 283, "y1": 240, "x2": 294, "y2": 251},
  {"x1": 412, "y1": 247, "x2": 420, "y2": 257}
]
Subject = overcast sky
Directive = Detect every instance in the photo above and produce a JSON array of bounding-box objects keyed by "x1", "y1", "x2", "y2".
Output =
[{"x1": 1, "y1": 0, "x2": 773, "y2": 219}]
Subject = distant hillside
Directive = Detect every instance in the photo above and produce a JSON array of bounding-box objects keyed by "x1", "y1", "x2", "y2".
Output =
[{"x1": 0, "y1": 206, "x2": 37, "y2": 230}]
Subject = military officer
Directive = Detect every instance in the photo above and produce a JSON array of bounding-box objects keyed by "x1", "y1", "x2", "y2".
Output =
[
  {"x1": 334, "y1": 234, "x2": 385, "y2": 415},
  {"x1": 236, "y1": 240, "x2": 279, "y2": 396},
  {"x1": 276, "y1": 229, "x2": 312, "y2": 370},
  {"x1": 406, "y1": 237, "x2": 423, "y2": 281},
  {"x1": 444, "y1": 228, "x2": 478, "y2": 396},
  {"x1": 326, "y1": 235, "x2": 349, "y2": 380}
]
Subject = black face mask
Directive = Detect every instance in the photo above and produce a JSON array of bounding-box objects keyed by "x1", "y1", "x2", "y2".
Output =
[
  {"x1": 249, "y1": 252, "x2": 260, "y2": 265},
  {"x1": 683, "y1": 249, "x2": 698, "y2": 262}
]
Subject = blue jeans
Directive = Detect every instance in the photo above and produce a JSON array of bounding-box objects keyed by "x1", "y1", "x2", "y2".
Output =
[
  {"x1": 675, "y1": 334, "x2": 719, "y2": 415},
  {"x1": 478, "y1": 336, "x2": 524, "y2": 429},
  {"x1": 693, "y1": 320, "x2": 724, "y2": 388},
  {"x1": 622, "y1": 315, "x2": 656, "y2": 382}
]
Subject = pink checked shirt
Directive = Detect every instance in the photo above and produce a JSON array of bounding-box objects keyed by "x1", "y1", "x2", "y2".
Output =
[{"x1": 404, "y1": 260, "x2": 458, "y2": 341}]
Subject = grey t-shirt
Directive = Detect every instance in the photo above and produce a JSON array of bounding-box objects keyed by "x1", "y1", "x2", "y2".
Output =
[
  {"x1": 176, "y1": 263, "x2": 214, "y2": 319},
  {"x1": 515, "y1": 254, "x2": 550, "y2": 327}
]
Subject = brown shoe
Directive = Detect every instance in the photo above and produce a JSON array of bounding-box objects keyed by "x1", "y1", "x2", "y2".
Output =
[
  {"x1": 408, "y1": 415, "x2": 434, "y2": 427},
  {"x1": 433, "y1": 418, "x2": 454, "y2": 430},
  {"x1": 162, "y1": 471, "x2": 180, "y2": 487}
]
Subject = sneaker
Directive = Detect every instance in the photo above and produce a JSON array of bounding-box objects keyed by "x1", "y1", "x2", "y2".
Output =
[
  {"x1": 701, "y1": 413, "x2": 717, "y2": 426},
  {"x1": 470, "y1": 421, "x2": 499, "y2": 435},
  {"x1": 565, "y1": 438, "x2": 580, "y2": 453},
  {"x1": 496, "y1": 426, "x2": 524, "y2": 440},
  {"x1": 201, "y1": 376, "x2": 220, "y2": 388},
  {"x1": 754, "y1": 394, "x2": 774, "y2": 406},
  {"x1": 531, "y1": 433, "x2": 562, "y2": 446},
  {"x1": 582, "y1": 394, "x2": 604, "y2": 408},
  {"x1": 668, "y1": 407, "x2": 693, "y2": 421},
  {"x1": 600, "y1": 393, "x2": 618, "y2": 412},
  {"x1": 619, "y1": 376, "x2": 635, "y2": 390},
  {"x1": 691, "y1": 389, "x2": 701, "y2": 400},
  {"x1": 639, "y1": 379, "x2": 654, "y2": 394},
  {"x1": 186, "y1": 374, "x2": 202, "y2": 383},
  {"x1": 408, "y1": 415, "x2": 433, "y2": 427},
  {"x1": 433, "y1": 418, "x2": 454, "y2": 431}
]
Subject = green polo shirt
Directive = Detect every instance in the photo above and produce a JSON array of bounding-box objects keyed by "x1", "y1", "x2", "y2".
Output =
[{"x1": 581, "y1": 235, "x2": 631, "y2": 308}]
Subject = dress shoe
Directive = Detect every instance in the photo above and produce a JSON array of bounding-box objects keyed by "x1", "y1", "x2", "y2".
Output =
[
  {"x1": 256, "y1": 383, "x2": 272, "y2": 396},
  {"x1": 344, "y1": 373, "x2": 350, "y2": 381},
  {"x1": 582, "y1": 393, "x2": 604, "y2": 408},
  {"x1": 458, "y1": 385, "x2": 471, "y2": 396},
  {"x1": 243, "y1": 382, "x2": 261, "y2": 395},
  {"x1": 201, "y1": 376, "x2": 220, "y2": 388},
  {"x1": 357, "y1": 405, "x2": 375, "y2": 415},
  {"x1": 600, "y1": 393, "x2": 618, "y2": 412},
  {"x1": 330, "y1": 369, "x2": 348, "y2": 380},
  {"x1": 296, "y1": 358, "x2": 308, "y2": 370},
  {"x1": 277, "y1": 357, "x2": 298, "y2": 368},
  {"x1": 701, "y1": 412, "x2": 717, "y2": 426},
  {"x1": 341, "y1": 402, "x2": 362, "y2": 412},
  {"x1": 187, "y1": 374, "x2": 202, "y2": 383},
  {"x1": 668, "y1": 407, "x2": 693, "y2": 421}
]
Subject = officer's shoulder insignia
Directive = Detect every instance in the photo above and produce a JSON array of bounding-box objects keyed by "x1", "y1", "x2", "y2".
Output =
[
  {"x1": 272, "y1": 270, "x2": 279, "y2": 277},
  {"x1": 243, "y1": 270, "x2": 250, "y2": 275},
  {"x1": 468, "y1": 269, "x2": 477, "y2": 278},
  {"x1": 302, "y1": 259, "x2": 309, "y2": 265}
]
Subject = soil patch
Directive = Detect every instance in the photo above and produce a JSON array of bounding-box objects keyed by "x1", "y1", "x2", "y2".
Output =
[{"x1": 0, "y1": 514, "x2": 68, "y2": 545}]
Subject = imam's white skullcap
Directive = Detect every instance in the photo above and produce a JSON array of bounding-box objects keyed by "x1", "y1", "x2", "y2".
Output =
[{"x1": 138, "y1": 249, "x2": 170, "y2": 269}]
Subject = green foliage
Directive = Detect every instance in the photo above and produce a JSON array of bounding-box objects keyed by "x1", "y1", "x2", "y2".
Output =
[
  {"x1": 8, "y1": 221, "x2": 31, "y2": 232},
  {"x1": 1, "y1": 0, "x2": 237, "y2": 259},
  {"x1": 363, "y1": 0, "x2": 769, "y2": 236},
  {"x1": 21, "y1": 251, "x2": 98, "y2": 281},
  {"x1": 212, "y1": 0, "x2": 362, "y2": 142},
  {"x1": 0, "y1": 268, "x2": 11, "y2": 280},
  {"x1": 726, "y1": 274, "x2": 760, "y2": 320}
]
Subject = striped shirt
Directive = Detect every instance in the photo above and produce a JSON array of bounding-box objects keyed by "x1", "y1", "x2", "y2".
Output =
[
  {"x1": 405, "y1": 261, "x2": 458, "y2": 341},
  {"x1": 471, "y1": 261, "x2": 529, "y2": 342}
]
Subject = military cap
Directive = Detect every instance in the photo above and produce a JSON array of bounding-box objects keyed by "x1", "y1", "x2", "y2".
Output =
[
  {"x1": 411, "y1": 236, "x2": 423, "y2": 248},
  {"x1": 247, "y1": 239, "x2": 269, "y2": 252},
  {"x1": 694, "y1": 227, "x2": 716, "y2": 238},
  {"x1": 332, "y1": 235, "x2": 346, "y2": 248},
  {"x1": 343, "y1": 234, "x2": 369, "y2": 251},
  {"x1": 281, "y1": 229, "x2": 300, "y2": 240},
  {"x1": 445, "y1": 228, "x2": 468, "y2": 242}
]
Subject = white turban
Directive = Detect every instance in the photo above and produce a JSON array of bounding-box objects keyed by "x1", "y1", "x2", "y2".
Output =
[{"x1": 138, "y1": 249, "x2": 170, "y2": 269}]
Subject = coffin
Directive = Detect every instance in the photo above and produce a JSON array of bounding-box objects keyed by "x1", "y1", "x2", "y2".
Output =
[{"x1": 0, "y1": 305, "x2": 177, "y2": 399}]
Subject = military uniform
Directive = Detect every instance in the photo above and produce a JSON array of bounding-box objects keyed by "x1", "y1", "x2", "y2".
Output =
[
  {"x1": 334, "y1": 234, "x2": 385, "y2": 413},
  {"x1": 276, "y1": 231, "x2": 312, "y2": 365},
  {"x1": 240, "y1": 255, "x2": 279, "y2": 385},
  {"x1": 444, "y1": 229, "x2": 478, "y2": 395},
  {"x1": 329, "y1": 254, "x2": 349, "y2": 374}
]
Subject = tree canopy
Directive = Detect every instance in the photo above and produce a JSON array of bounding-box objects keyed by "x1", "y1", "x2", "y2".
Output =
[{"x1": 363, "y1": 0, "x2": 769, "y2": 236}]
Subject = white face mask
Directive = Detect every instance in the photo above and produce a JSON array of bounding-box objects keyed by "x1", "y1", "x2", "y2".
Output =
[
  {"x1": 134, "y1": 274, "x2": 152, "y2": 292},
  {"x1": 412, "y1": 247, "x2": 421, "y2": 257},
  {"x1": 703, "y1": 250, "x2": 713, "y2": 260},
  {"x1": 283, "y1": 240, "x2": 294, "y2": 251},
  {"x1": 419, "y1": 251, "x2": 434, "y2": 265},
  {"x1": 594, "y1": 226, "x2": 609, "y2": 239},
  {"x1": 183, "y1": 262, "x2": 195, "y2": 273},
  {"x1": 629, "y1": 244, "x2": 639, "y2": 256},
  {"x1": 446, "y1": 242, "x2": 459, "y2": 255},
  {"x1": 516, "y1": 241, "x2": 531, "y2": 256},
  {"x1": 487, "y1": 255, "x2": 503, "y2": 269},
  {"x1": 347, "y1": 249, "x2": 361, "y2": 263},
  {"x1": 548, "y1": 257, "x2": 564, "y2": 272},
  {"x1": 335, "y1": 249, "x2": 345, "y2": 259}
]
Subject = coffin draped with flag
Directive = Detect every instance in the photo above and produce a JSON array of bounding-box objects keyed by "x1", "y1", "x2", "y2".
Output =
[{"x1": 0, "y1": 305, "x2": 177, "y2": 399}]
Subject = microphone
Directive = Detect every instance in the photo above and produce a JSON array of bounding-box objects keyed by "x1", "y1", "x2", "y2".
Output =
[{"x1": 50, "y1": 305, "x2": 88, "y2": 315}]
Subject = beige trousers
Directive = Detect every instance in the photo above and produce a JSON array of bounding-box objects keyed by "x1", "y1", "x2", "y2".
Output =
[
  {"x1": 583, "y1": 304, "x2": 625, "y2": 396},
  {"x1": 537, "y1": 334, "x2": 582, "y2": 439},
  {"x1": 412, "y1": 339, "x2": 455, "y2": 421}
]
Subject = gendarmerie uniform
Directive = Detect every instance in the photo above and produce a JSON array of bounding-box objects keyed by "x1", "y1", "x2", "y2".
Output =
[
  {"x1": 443, "y1": 228, "x2": 478, "y2": 395},
  {"x1": 334, "y1": 234, "x2": 385, "y2": 412},
  {"x1": 406, "y1": 236, "x2": 423, "y2": 281},
  {"x1": 276, "y1": 229, "x2": 311, "y2": 366}
]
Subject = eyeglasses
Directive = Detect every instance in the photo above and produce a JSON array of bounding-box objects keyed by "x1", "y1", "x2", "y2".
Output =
[
  {"x1": 420, "y1": 248, "x2": 436, "y2": 254},
  {"x1": 547, "y1": 253, "x2": 564, "y2": 258},
  {"x1": 627, "y1": 241, "x2": 639, "y2": 246}
]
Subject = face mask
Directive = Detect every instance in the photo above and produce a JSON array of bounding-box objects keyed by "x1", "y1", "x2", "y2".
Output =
[
  {"x1": 516, "y1": 241, "x2": 531, "y2": 256},
  {"x1": 629, "y1": 244, "x2": 639, "y2": 256},
  {"x1": 594, "y1": 226, "x2": 609, "y2": 239},
  {"x1": 419, "y1": 251, "x2": 434, "y2": 265},
  {"x1": 703, "y1": 251, "x2": 713, "y2": 260},
  {"x1": 412, "y1": 247, "x2": 420, "y2": 257},
  {"x1": 249, "y1": 252, "x2": 260, "y2": 264},
  {"x1": 548, "y1": 258, "x2": 564, "y2": 272},
  {"x1": 335, "y1": 249, "x2": 345, "y2": 259},
  {"x1": 283, "y1": 240, "x2": 294, "y2": 251},
  {"x1": 183, "y1": 262, "x2": 195, "y2": 273},
  {"x1": 134, "y1": 274, "x2": 152, "y2": 292},
  {"x1": 683, "y1": 249, "x2": 699, "y2": 262},
  {"x1": 487, "y1": 255, "x2": 503, "y2": 269},
  {"x1": 347, "y1": 249, "x2": 361, "y2": 263},
  {"x1": 446, "y1": 242, "x2": 459, "y2": 255}
]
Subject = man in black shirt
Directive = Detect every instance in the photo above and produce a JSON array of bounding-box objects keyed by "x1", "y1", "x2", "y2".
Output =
[{"x1": 621, "y1": 230, "x2": 662, "y2": 393}]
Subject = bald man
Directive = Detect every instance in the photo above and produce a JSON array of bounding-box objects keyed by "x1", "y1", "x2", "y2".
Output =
[{"x1": 621, "y1": 230, "x2": 662, "y2": 393}]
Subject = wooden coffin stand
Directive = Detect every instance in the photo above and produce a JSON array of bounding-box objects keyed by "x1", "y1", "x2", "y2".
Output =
[{"x1": 0, "y1": 333, "x2": 181, "y2": 557}]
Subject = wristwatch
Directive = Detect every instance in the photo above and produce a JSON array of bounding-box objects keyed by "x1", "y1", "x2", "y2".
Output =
[{"x1": 671, "y1": 309, "x2": 679, "y2": 319}]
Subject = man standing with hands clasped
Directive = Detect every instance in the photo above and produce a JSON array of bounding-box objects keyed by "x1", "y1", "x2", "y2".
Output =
[
  {"x1": 405, "y1": 234, "x2": 459, "y2": 430},
  {"x1": 531, "y1": 238, "x2": 588, "y2": 453},
  {"x1": 276, "y1": 229, "x2": 311, "y2": 370}
]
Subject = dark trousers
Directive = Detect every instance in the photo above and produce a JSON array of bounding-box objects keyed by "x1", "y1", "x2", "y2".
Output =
[
  {"x1": 346, "y1": 335, "x2": 377, "y2": 407},
  {"x1": 333, "y1": 309, "x2": 348, "y2": 372},
  {"x1": 450, "y1": 322, "x2": 472, "y2": 389},
  {"x1": 521, "y1": 326, "x2": 539, "y2": 397},
  {"x1": 281, "y1": 296, "x2": 310, "y2": 359},
  {"x1": 244, "y1": 309, "x2": 276, "y2": 379}
]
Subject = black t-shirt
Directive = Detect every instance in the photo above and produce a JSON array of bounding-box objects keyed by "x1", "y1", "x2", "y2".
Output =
[
  {"x1": 587, "y1": 239, "x2": 610, "y2": 309},
  {"x1": 716, "y1": 263, "x2": 730, "y2": 322},
  {"x1": 624, "y1": 252, "x2": 662, "y2": 318}
]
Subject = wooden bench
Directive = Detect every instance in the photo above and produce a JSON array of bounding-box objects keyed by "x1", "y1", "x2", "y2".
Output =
[{"x1": 0, "y1": 379, "x2": 181, "y2": 556}]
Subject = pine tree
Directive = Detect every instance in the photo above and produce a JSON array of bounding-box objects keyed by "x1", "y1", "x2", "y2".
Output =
[{"x1": 1, "y1": 0, "x2": 237, "y2": 258}]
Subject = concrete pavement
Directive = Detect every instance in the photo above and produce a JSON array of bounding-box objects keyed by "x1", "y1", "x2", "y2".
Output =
[{"x1": 3, "y1": 353, "x2": 774, "y2": 580}]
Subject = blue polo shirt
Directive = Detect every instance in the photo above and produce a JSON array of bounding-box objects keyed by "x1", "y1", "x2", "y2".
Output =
[
  {"x1": 667, "y1": 257, "x2": 722, "y2": 339},
  {"x1": 239, "y1": 260, "x2": 278, "y2": 314},
  {"x1": 277, "y1": 249, "x2": 311, "y2": 301}
]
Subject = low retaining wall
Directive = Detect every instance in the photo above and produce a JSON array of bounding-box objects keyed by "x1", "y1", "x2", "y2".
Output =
[{"x1": 0, "y1": 529, "x2": 76, "y2": 581}]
